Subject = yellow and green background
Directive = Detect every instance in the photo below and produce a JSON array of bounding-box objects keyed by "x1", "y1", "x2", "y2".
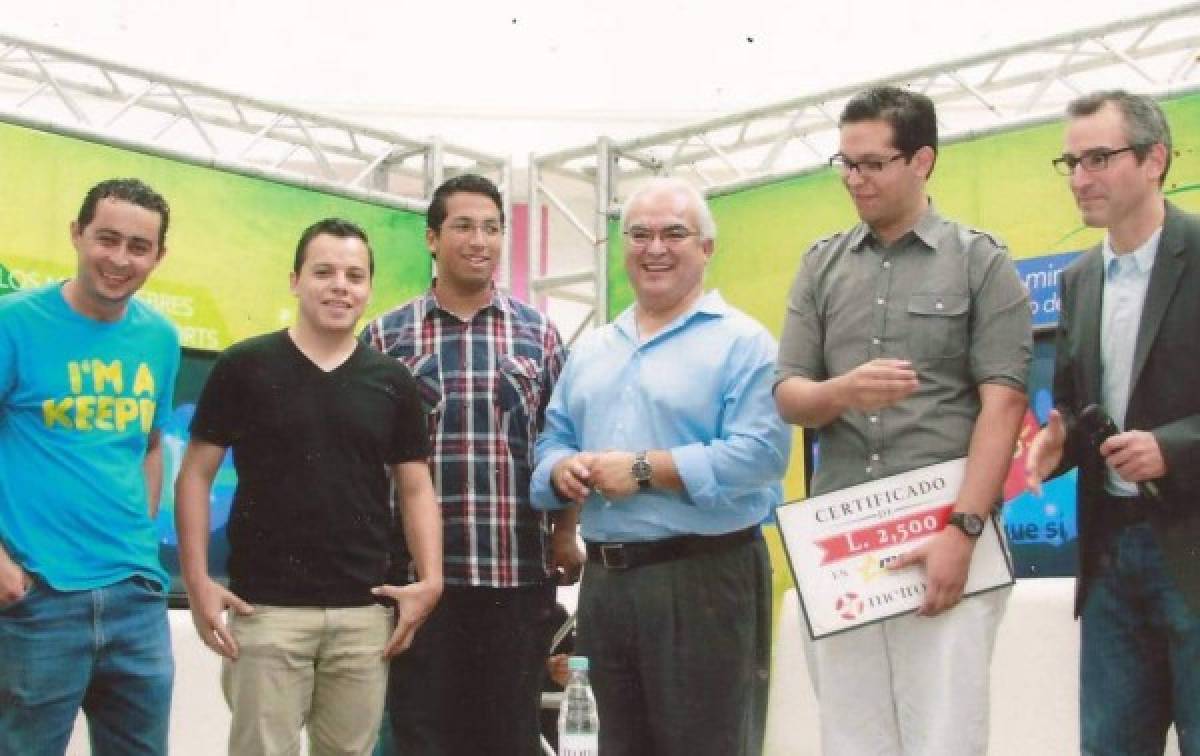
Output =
[{"x1": 0, "y1": 120, "x2": 431, "y2": 348}]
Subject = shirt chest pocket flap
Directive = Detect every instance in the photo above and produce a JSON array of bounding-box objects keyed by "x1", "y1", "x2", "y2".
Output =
[
  {"x1": 906, "y1": 293, "x2": 969, "y2": 361},
  {"x1": 399, "y1": 353, "x2": 444, "y2": 416},
  {"x1": 498, "y1": 354, "x2": 541, "y2": 417}
]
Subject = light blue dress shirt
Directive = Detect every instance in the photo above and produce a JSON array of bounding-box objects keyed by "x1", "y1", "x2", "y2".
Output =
[
  {"x1": 531, "y1": 290, "x2": 791, "y2": 542},
  {"x1": 1100, "y1": 228, "x2": 1161, "y2": 496}
]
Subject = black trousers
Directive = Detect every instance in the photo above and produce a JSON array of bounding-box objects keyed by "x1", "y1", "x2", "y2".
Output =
[
  {"x1": 385, "y1": 583, "x2": 556, "y2": 756},
  {"x1": 576, "y1": 537, "x2": 772, "y2": 756}
]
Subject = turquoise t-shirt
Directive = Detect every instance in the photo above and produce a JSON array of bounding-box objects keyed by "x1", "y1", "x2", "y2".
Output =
[{"x1": 0, "y1": 283, "x2": 180, "y2": 591}]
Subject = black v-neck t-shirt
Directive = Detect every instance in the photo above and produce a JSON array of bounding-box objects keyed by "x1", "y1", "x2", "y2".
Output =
[{"x1": 190, "y1": 330, "x2": 430, "y2": 606}]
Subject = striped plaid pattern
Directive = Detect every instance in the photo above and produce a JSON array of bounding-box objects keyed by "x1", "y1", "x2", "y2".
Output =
[{"x1": 363, "y1": 289, "x2": 565, "y2": 588}]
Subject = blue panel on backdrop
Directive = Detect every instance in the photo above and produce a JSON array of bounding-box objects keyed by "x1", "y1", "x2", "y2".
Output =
[
  {"x1": 1016, "y1": 252, "x2": 1082, "y2": 329},
  {"x1": 1004, "y1": 470, "x2": 1078, "y2": 578}
]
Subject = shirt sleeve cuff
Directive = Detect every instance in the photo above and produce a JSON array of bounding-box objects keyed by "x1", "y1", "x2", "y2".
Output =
[
  {"x1": 531, "y1": 449, "x2": 574, "y2": 510},
  {"x1": 977, "y1": 372, "x2": 1027, "y2": 393},
  {"x1": 670, "y1": 442, "x2": 715, "y2": 509}
]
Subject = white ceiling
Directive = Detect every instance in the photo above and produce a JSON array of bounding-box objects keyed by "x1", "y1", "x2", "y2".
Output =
[{"x1": 3, "y1": 0, "x2": 1168, "y2": 156}]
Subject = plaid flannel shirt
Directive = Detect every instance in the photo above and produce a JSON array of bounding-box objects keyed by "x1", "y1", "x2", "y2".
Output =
[{"x1": 362, "y1": 288, "x2": 566, "y2": 588}]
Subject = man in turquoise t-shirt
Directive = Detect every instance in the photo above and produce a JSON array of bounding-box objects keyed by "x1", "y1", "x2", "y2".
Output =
[{"x1": 0, "y1": 178, "x2": 181, "y2": 756}]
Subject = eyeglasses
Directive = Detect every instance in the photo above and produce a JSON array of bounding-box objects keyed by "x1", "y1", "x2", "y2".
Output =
[
  {"x1": 1051, "y1": 146, "x2": 1140, "y2": 176},
  {"x1": 444, "y1": 220, "x2": 504, "y2": 237},
  {"x1": 624, "y1": 225, "x2": 700, "y2": 248},
  {"x1": 828, "y1": 153, "x2": 908, "y2": 176}
]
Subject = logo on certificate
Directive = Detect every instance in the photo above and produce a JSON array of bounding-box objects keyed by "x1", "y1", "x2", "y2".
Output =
[{"x1": 834, "y1": 592, "x2": 863, "y2": 621}]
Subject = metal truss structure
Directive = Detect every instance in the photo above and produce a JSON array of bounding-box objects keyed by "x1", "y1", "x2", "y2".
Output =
[
  {"x1": 0, "y1": 32, "x2": 514, "y2": 282},
  {"x1": 529, "y1": 2, "x2": 1200, "y2": 331}
]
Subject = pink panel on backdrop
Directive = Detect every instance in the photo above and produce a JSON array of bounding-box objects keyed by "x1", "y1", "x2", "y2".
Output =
[{"x1": 508, "y1": 203, "x2": 549, "y2": 310}]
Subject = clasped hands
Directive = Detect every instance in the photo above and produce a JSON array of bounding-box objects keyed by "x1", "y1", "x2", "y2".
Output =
[{"x1": 552, "y1": 451, "x2": 641, "y2": 503}]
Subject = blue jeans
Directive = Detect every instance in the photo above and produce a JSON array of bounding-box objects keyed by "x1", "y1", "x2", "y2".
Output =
[
  {"x1": 1081, "y1": 523, "x2": 1200, "y2": 755},
  {"x1": 0, "y1": 575, "x2": 174, "y2": 756}
]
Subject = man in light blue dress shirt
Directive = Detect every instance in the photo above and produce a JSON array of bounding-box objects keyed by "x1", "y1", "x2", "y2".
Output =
[
  {"x1": 531, "y1": 177, "x2": 791, "y2": 756},
  {"x1": 1028, "y1": 90, "x2": 1200, "y2": 754}
]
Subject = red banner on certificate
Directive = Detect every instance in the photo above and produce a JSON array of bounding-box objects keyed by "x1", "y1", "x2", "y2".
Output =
[
  {"x1": 816, "y1": 504, "x2": 955, "y2": 565},
  {"x1": 777, "y1": 458, "x2": 1014, "y2": 639}
]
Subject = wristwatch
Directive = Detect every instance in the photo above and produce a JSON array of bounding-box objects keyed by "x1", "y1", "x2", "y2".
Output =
[
  {"x1": 948, "y1": 512, "x2": 985, "y2": 538},
  {"x1": 632, "y1": 452, "x2": 652, "y2": 491}
]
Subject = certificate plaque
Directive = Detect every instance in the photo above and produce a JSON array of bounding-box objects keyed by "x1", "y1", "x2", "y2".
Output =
[{"x1": 777, "y1": 458, "x2": 1014, "y2": 639}]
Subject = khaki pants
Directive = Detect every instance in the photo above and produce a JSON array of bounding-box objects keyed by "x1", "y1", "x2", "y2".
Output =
[{"x1": 222, "y1": 604, "x2": 392, "y2": 756}]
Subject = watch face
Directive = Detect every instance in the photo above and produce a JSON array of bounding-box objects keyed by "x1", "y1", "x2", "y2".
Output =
[
  {"x1": 632, "y1": 454, "x2": 652, "y2": 485},
  {"x1": 953, "y1": 513, "x2": 985, "y2": 537},
  {"x1": 968, "y1": 515, "x2": 985, "y2": 536}
]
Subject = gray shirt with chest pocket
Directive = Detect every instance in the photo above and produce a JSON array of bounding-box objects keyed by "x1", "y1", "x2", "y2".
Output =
[{"x1": 777, "y1": 204, "x2": 1032, "y2": 496}]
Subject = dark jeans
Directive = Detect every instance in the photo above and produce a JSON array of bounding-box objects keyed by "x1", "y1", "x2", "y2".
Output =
[
  {"x1": 0, "y1": 575, "x2": 174, "y2": 756},
  {"x1": 576, "y1": 536, "x2": 771, "y2": 756},
  {"x1": 385, "y1": 583, "x2": 555, "y2": 756},
  {"x1": 1081, "y1": 523, "x2": 1200, "y2": 755}
]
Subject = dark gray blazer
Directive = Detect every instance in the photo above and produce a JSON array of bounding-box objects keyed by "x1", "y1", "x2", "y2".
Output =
[{"x1": 1051, "y1": 201, "x2": 1200, "y2": 616}]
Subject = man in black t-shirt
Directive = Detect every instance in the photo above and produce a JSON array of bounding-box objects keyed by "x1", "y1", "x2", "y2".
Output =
[{"x1": 175, "y1": 218, "x2": 443, "y2": 756}]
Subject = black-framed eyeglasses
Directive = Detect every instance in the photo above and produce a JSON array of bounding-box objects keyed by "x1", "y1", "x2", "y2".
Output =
[
  {"x1": 1051, "y1": 146, "x2": 1140, "y2": 176},
  {"x1": 624, "y1": 225, "x2": 700, "y2": 248},
  {"x1": 828, "y1": 152, "x2": 909, "y2": 176}
]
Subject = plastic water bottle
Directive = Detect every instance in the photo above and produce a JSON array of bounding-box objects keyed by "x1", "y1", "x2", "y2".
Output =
[{"x1": 557, "y1": 655, "x2": 599, "y2": 756}]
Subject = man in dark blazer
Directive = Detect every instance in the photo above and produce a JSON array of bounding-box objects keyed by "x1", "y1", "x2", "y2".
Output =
[{"x1": 1028, "y1": 90, "x2": 1200, "y2": 755}]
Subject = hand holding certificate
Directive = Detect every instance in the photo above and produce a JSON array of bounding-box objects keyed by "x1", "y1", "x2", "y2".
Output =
[{"x1": 777, "y1": 458, "x2": 1013, "y2": 639}]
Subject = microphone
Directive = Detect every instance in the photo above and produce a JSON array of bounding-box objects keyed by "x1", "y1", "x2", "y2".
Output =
[
  {"x1": 1079, "y1": 404, "x2": 1161, "y2": 501},
  {"x1": 1078, "y1": 404, "x2": 1117, "y2": 450}
]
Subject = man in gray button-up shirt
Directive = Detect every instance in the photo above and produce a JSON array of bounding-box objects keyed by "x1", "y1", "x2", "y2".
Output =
[{"x1": 774, "y1": 86, "x2": 1031, "y2": 756}]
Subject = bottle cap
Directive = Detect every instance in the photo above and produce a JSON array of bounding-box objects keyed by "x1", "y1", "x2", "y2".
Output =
[{"x1": 568, "y1": 655, "x2": 589, "y2": 672}]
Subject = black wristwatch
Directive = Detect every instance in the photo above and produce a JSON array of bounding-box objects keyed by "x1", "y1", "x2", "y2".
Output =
[
  {"x1": 632, "y1": 452, "x2": 652, "y2": 491},
  {"x1": 948, "y1": 512, "x2": 985, "y2": 538}
]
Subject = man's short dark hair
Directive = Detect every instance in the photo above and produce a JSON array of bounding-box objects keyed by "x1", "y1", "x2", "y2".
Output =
[
  {"x1": 840, "y1": 86, "x2": 939, "y2": 175},
  {"x1": 76, "y1": 178, "x2": 170, "y2": 250},
  {"x1": 427, "y1": 174, "x2": 504, "y2": 233},
  {"x1": 293, "y1": 218, "x2": 374, "y2": 276},
  {"x1": 1067, "y1": 89, "x2": 1173, "y2": 186}
]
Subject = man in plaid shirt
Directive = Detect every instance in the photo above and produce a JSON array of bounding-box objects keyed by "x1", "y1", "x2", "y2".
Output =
[{"x1": 363, "y1": 174, "x2": 581, "y2": 756}]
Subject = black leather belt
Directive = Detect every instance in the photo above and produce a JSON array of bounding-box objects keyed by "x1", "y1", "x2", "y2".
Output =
[
  {"x1": 585, "y1": 527, "x2": 759, "y2": 570},
  {"x1": 1100, "y1": 493, "x2": 1150, "y2": 527}
]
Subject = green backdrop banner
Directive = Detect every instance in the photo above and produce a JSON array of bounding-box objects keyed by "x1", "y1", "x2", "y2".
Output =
[{"x1": 0, "y1": 120, "x2": 431, "y2": 349}]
